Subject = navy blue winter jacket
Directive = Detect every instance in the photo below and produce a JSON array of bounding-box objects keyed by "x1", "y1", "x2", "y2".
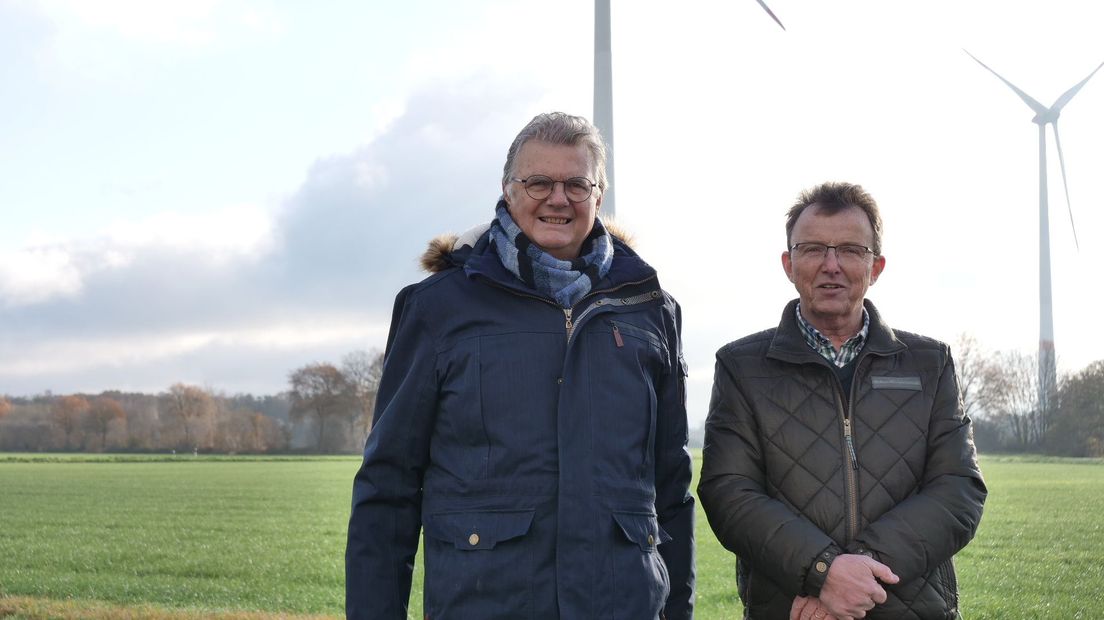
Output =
[{"x1": 346, "y1": 226, "x2": 695, "y2": 619}]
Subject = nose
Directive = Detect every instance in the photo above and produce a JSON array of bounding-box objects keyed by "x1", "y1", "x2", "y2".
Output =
[
  {"x1": 546, "y1": 181, "x2": 571, "y2": 206},
  {"x1": 820, "y1": 247, "x2": 843, "y2": 271}
]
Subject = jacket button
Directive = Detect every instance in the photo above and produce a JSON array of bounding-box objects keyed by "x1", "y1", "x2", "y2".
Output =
[
  {"x1": 468, "y1": 533, "x2": 479, "y2": 546},
  {"x1": 647, "y1": 534, "x2": 655, "y2": 546},
  {"x1": 556, "y1": 378, "x2": 564, "y2": 384},
  {"x1": 815, "y1": 560, "x2": 828, "y2": 573}
]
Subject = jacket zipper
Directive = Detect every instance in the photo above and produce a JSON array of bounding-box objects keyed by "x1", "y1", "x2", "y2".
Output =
[
  {"x1": 566, "y1": 280, "x2": 659, "y2": 343},
  {"x1": 842, "y1": 358, "x2": 866, "y2": 542}
]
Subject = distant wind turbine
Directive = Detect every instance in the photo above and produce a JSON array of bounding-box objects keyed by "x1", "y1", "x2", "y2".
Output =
[
  {"x1": 593, "y1": 0, "x2": 785, "y2": 217},
  {"x1": 966, "y1": 50, "x2": 1104, "y2": 411}
]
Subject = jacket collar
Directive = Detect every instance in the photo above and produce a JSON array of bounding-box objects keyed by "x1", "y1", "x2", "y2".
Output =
[
  {"x1": 418, "y1": 219, "x2": 656, "y2": 296},
  {"x1": 768, "y1": 298, "x2": 906, "y2": 364}
]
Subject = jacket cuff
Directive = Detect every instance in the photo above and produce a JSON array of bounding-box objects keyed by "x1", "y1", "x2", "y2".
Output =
[{"x1": 803, "y1": 544, "x2": 844, "y2": 597}]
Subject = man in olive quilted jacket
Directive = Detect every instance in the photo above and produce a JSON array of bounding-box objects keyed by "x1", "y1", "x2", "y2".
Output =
[{"x1": 699, "y1": 181, "x2": 986, "y2": 620}]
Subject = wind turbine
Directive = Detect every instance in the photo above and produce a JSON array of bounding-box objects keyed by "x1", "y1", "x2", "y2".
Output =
[
  {"x1": 593, "y1": 1, "x2": 785, "y2": 217},
  {"x1": 967, "y1": 51, "x2": 1104, "y2": 412}
]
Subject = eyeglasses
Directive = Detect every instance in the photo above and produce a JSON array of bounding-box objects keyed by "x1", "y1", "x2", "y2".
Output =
[
  {"x1": 790, "y1": 243, "x2": 876, "y2": 263},
  {"x1": 510, "y1": 175, "x2": 598, "y2": 202}
]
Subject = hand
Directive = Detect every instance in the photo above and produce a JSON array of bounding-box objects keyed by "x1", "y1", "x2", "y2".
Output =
[
  {"x1": 790, "y1": 595, "x2": 841, "y2": 620},
  {"x1": 817, "y1": 553, "x2": 900, "y2": 619}
]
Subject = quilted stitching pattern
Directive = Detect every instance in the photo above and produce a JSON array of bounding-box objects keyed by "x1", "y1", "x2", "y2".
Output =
[{"x1": 705, "y1": 316, "x2": 971, "y2": 619}]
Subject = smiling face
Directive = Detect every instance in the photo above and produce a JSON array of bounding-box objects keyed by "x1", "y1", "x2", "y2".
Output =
[
  {"x1": 782, "y1": 203, "x2": 885, "y2": 336},
  {"x1": 502, "y1": 140, "x2": 601, "y2": 260}
]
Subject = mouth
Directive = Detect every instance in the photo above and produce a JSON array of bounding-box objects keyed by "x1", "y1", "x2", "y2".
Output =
[
  {"x1": 818, "y1": 283, "x2": 845, "y2": 290},
  {"x1": 539, "y1": 216, "x2": 572, "y2": 225}
]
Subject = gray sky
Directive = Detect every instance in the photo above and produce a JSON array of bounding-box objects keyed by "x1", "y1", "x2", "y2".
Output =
[{"x1": 2, "y1": 0, "x2": 1103, "y2": 428}]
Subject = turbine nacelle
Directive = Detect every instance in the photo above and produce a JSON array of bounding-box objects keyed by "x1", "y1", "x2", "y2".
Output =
[{"x1": 966, "y1": 50, "x2": 1100, "y2": 250}]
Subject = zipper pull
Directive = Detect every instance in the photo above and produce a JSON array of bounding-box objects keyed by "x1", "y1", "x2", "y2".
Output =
[
  {"x1": 564, "y1": 308, "x2": 574, "y2": 339},
  {"x1": 843, "y1": 418, "x2": 858, "y2": 470},
  {"x1": 612, "y1": 324, "x2": 624, "y2": 348}
]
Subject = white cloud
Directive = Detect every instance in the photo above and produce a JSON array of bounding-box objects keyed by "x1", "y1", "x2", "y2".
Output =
[
  {"x1": 0, "y1": 317, "x2": 388, "y2": 377},
  {"x1": 103, "y1": 203, "x2": 276, "y2": 259},
  {"x1": 0, "y1": 245, "x2": 82, "y2": 306}
]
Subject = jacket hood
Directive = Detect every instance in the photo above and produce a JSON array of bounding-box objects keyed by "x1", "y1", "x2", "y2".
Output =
[{"x1": 419, "y1": 217, "x2": 636, "y2": 274}]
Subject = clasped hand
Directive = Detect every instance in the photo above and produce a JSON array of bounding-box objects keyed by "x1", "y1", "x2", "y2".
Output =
[{"x1": 790, "y1": 554, "x2": 900, "y2": 620}]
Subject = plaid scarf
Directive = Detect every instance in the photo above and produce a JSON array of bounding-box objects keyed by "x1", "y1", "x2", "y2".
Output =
[{"x1": 489, "y1": 199, "x2": 613, "y2": 308}]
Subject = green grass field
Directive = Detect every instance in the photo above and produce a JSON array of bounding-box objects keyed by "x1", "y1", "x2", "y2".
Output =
[{"x1": 1, "y1": 453, "x2": 1101, "y2": 619}]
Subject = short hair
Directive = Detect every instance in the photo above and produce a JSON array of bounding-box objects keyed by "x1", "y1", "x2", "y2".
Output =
[
  {"x1": 502, "y1": 112, "x2": 608, "y2": 192},
  {"x1": 786, "y1": 181, "x2": 883, "y2": 255}
]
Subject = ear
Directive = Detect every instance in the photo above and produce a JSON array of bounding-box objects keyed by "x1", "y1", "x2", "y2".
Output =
[
  {"x1": 782, "y1": 250, "x2": 795, "y2": 283},
  {"x1": 870, "y1": 254, "x2": 886, "y2": 285},
  {"x1": 594, "y1": 189, "x2": 603, "y2": 212}
]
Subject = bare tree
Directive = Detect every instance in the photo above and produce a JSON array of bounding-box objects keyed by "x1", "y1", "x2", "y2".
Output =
[
  {"x1": 342, "y1": 349, "x2": 385, "y2": 445},
  {"x1": 952, "y1": 333, "x2": 988, "y2": 420},
  {"x1": 162, "y1": 384, "x2": 215, "y2": 451},
  {"x1": 86, "y1": 396, "x2": 125, "y2": 452},
  {"x1": 289, "y1": 363, "x2": 356, "y2": 452},
  {"x1": 980, "y1": 350, "x2": 1052, "y2": 450},
  {"x1": 51, "y1": 395, "x2": 90, "y2": 450}
]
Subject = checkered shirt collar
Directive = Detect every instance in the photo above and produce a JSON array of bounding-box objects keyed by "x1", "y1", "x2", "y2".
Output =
[{"x1": 795, "y1": 303, "x2": 870, "y2": 368}]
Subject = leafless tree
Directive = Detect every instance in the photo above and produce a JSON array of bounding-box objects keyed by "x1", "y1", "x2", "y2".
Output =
[
  {"x1": 51, "y1": 395, "x2": 90, "y2": 450},
  {"x1": 289, "y1": 363, "x2": 356, "y2": 452},
  {"x1": 162, "y1": 384, "x2": 215, "y2": 450},
  {"x1": 86, "y1": 396, "x2": 126, "y2": 452},
  {"x1": 952, "y1": 333, "x2": 988, "y2": 420},
  {"x1": 980, "y1": 350, "x2": 1051, "y2": 449},
  {"x1": 342, "y1": 349, "x2": 385, "y2": 445}
]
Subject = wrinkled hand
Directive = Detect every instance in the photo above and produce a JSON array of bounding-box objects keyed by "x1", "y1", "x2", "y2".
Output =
[
  {"x1": 790, "y1": 595, "x2": 841, "y2": 620},
  {"x1": 818, "y1": 554, "x2": 900, "y2": 619}
]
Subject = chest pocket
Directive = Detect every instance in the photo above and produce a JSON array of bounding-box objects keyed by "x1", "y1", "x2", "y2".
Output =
[{"x1": 587, "y1": 318, "x2": 669, "y2": 479}]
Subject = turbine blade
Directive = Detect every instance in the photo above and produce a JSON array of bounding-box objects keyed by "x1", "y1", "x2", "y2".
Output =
[
  {"x1": 964, "y1": 49, "x2": 1049, "y2": 117},
  {"x1": 1050, "y1": 60, "x2": 1104, "y2": 111},
  {"x1": 755, "y1": 0, "x2": 786, "y2": 30},
  {"x1": 1051, "y1": 122, "x2": 1081, "y2": 250}
]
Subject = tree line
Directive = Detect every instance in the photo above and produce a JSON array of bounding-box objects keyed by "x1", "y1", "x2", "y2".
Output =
[
  {"x1": 1, "y1": 341, "x2": 1101, "y2": 457},
  {"x1": 0, "y1": 350, "x2": 383, "y2": 455},
  {"x1": 955, "y1": 335, "x2": 1104, "y2": 457}
]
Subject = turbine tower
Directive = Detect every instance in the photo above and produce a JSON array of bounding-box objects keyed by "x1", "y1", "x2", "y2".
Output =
[
  {"x1": 593, "y1": 1, "x2": 785, "y2": 217},
  {"x1": 967, "y1": 51, "x2": 1103, "y2": 412}
]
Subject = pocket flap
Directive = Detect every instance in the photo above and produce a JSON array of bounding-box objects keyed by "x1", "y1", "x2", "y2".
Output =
[
  {"x1": 423, "y1": 509, "x2": 534, "y2": 550},
  {"x1": 612, "y1": 511, "x2": 672, "y2": 552}
]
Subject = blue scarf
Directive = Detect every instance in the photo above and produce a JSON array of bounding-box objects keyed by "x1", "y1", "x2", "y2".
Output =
[{"x1": 489, "y1": 199, "x2": 613, "y2": 308}]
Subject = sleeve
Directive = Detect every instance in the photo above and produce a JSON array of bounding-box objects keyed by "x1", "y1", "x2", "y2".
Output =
[
  {"x1": 697, "y1": 353, "x2": 839, "y2": 598},
  {"x1": 654, "y1": 298, "x2": 696, "y2": 620},
  {"x1": 345, "y1": 285, "x2": 439, "y2": 620},
  {"x1": 848, "y1": 346, "x2": 988, "y2": 581}
]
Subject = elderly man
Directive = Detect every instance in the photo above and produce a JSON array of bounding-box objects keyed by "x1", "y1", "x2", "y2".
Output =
[
  {"x1": 346, "y1": 112, "x2": 694, "y2": 619},
  {"x1": 698, "y1": 181, "x2": 986, "y2": 620}
]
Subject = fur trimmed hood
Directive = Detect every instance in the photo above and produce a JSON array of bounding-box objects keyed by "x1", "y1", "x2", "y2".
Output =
[{"x1": 419, "y1": 218, "x2": 636, "y2": 273}]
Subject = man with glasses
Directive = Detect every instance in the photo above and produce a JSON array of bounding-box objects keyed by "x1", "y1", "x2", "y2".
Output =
[
  {"x1": 698, "y1": 182, "x2": 986, "y2": 620},
  {"x1": 346, "y1": 112, "x2": 694, "y2": 619}
]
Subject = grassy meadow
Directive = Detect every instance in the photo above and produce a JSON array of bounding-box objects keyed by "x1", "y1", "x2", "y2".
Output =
[{"x1": 0, "y1": 453, "x2": 1101, "y2": 619}]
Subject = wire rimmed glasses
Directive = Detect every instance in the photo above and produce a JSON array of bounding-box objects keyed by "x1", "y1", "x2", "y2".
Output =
[
  {"x1": 510, "y1": 175, "x2": 598, "y2": 203},
  {"x1": 790, "y1": 242, "x2": 876, "y2": 263}
]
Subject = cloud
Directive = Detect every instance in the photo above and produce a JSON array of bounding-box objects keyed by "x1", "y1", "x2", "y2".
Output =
[{"x1": 0, "y1": 74, "x2": 547, "y2": 395}]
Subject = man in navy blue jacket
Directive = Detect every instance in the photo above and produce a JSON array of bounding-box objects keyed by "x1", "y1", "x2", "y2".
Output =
[{"x1": 346, "y1": 112, "x2": 695, "y2": 619}]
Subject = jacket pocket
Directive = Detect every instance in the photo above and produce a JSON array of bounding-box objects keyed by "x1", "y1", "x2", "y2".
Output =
[
  {"x1": 422, "y1": 509, "x2": 536, "y2": 618},
  {"x1": 606, "y1": 511, "x2": 672, "y2": 619}
]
